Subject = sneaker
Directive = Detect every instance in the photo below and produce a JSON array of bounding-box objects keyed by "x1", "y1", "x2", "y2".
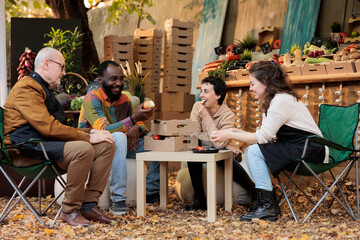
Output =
[
  {"x1": 109, "y1": 200, "x2": 129, "y2": 215},
  {"x1": 146, "y1": 193, "x2": 160, "y2": 205}
]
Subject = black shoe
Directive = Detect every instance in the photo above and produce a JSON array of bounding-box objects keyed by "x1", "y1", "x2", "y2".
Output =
[
  {"x1": 146, "y1": 193, "x2": 160, "y2": 205},
  {"x1": 109, "y1": 200, "x2": 129, "y2": 216},
  {"x1": 185, "y1": 197, "x2": 207, "y2": 211},
  {"x1": 240, "y1": 188, "x2": 280, "y2": 222}
]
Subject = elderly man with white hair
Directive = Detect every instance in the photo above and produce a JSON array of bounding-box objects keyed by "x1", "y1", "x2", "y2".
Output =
[{"x1": 3, "y1": 47, "x2": 116, "y2": 226}]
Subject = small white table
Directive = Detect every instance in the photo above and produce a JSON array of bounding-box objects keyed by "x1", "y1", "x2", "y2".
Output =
[{"x1": 136, "y1": 150, "x2": 233, "y2": 222}]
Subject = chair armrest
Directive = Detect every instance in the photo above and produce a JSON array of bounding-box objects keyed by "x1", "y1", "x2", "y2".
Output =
[
  {"x1": 2, "y1": 138, "x2": 42, "y2": 150},
  {"x1": 300, "y1": 135, "x2": 358, "y2": 159},
  {"x1": 307, "y1": 135, "x2": 356, "y2": 152}
]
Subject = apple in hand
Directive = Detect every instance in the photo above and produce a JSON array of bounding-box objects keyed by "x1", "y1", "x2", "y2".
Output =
[{"x1": 143, "y1": 100, "x2": 155, "y2": 109}]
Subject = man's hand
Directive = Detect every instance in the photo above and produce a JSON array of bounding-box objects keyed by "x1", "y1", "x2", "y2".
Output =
[
  {"x1": 127, "y1": 125, "x2": 140, "y2": 151},
  {"x1": 89, "y1": 130, "x2": 114, "y2": 144},
  {"x1": 131, "y1": 103, "x2": 156, "y2": 123}
]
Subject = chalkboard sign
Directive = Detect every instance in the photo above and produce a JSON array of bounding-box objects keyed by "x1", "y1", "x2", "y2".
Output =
[
  {"x1": 260, "y1": 42, "x2": 272, "y2": 55},
  {"x1": 214, "y1": 46, "x2": 226, "y2": 55},
  {"x1": 310, "y1": 36, "x2": 323, "y2": 47},
  {"x1": 330, "y1": 33, "x2": 342, "y2": 42},
  {"x1": 233, "y1": 46, "x2": 243, "y2": 55}
]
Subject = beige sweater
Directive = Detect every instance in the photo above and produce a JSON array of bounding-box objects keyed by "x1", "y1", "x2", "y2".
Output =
[{"x1": 190, "y1": 101, "x2": 235, "y2": 149}]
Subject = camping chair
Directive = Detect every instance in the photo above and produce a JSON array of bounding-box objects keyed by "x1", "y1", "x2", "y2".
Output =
[
  {"x1": 277, "y1": 103, "x2": 360, "y2": 223},
  {"x1": 0, "y1": 107, "x2": 67, "y2": 228}
]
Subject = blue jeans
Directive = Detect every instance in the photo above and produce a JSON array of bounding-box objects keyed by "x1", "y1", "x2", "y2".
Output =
[
  {"x1": 109, "y1": 132, "x2": 128, "y2": 202},
  {"x1": 126, "y1": 136, "x2": 160, "y2": 195},
  {"x1": 245, "y1": 144, "x2": 273, "y2": 191},
  {"x1": 110, "y1": 133, "x2": 160, "y2": 202}
]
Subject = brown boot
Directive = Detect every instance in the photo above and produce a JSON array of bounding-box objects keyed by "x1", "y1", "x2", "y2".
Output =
[
  {"x1": 81, "y1": 206, "x2": 115, "y2": 224},
  {"x1": 60, "y1": 210, "x2": 91, "y2": 226}
]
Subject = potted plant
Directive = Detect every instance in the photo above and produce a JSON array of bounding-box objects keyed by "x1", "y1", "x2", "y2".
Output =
[
  {"x1": 43, "y1": 27, "x2": 89, "y2": 96},
  {"x1": 120, "y1": 61, "x2": 149, "y2": 103}
]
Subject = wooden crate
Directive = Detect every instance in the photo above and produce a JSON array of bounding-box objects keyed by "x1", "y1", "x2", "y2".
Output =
[
  {"x1": 165, "y1": 35, "x2": 193, "y2": 45},
  {"x1": 324, "y1": 61, "x2": 355, "y2": 74},
  {"x1": 165, "y1": 68, "x2": 191, "y2": 78},
  {"x1": 105, "y1": 51, "x2": 133, "y2": 60},
  {"x1": 165, "y1": 44, "x2": 193, "y2": 54},
  {"x1": 134, "y1": 44, "x2": 162, "y2": 53},
  {"x1": 104, "y1": 35, "x2": 133, "y2": 44},
  {"x1": 134, "y1": 52, "x2": 161, "y2": 62},
  {"x1": 134, "y1": 37, "x2": 162, "y2": 45},
  {"x1": 282, "y1": 65, "x2": 302, "y2": 77},
  {"x1": 134, "y1": 28, "x2": 163, "y2": 38},
  {"x1": 164, "y1": 75, "x2": 191, "y2": 85},
  {"x1": 166, "y1": 27, "x2": 193, "y2": 37},
  {"x1": 164, "y1": 18, "x2": 194, "y2": 31},
  {"x1": 163, "y1": 82, "x2": 191, "y2": 93},
  {"x1": 141, "y1": 61, "x2": 161, "y2": 69},
  {"x1": 164, "y1": 59, "x2": 192, "y2": 69},
  {"x1": 300, "y1": 64, "x2": 327, "y2": 76},
  {"x1": 164, "y1": 51, "x2": 192, "y2": 61}
]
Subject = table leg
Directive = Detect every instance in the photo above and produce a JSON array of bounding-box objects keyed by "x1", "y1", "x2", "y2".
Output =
[
  {"x1": 207, "y1": 161, "x2": 217, "y2": 222},
  {"x1": 160, "y1": 161, "x2": 168, "y2": 208},
  {"x1": 224, "y1": 157, "x2": 233, "y2": 212},
  {"x1": 136, "y1": 160, "x2": 146, "y2": 217}
]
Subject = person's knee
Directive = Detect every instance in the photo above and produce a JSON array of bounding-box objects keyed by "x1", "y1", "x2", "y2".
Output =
[
  {"x1": 245, "y1": 144, "x2": 260, "y2": 158},
  {"x1": 112, "y1": 132, "x2": 127, "y2": 147}
]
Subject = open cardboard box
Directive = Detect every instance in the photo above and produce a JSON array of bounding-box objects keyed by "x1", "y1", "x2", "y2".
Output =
[
  {"x1": 324, "y1": 61, "x2": 355, "y2": 74},
  {"x1": 144, "y1": 135, "x2": 197, "y2": 152},
  {"x1": 300, "y1": 63, "x2": 327, "y2": 76},
  {"x1": 151, "y1": 119, "x2": 199, "y2": 136},
  {"x1": 282, "y1": 65, "x2": 302, "y2": 77}
]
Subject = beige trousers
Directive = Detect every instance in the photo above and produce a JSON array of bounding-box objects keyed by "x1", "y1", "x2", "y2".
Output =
[{"x1": 11, "y1": 141, "x2": 115, "y2": 213}]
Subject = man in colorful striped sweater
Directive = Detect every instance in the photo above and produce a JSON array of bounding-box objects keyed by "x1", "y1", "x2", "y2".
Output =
[{"x1": 79, "y1": 60, "x2": 159, "y2": 215}]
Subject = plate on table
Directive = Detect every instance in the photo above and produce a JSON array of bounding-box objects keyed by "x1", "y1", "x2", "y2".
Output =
[{"x1": 192, "y1": 148, "x2": 219, "y2": 153}]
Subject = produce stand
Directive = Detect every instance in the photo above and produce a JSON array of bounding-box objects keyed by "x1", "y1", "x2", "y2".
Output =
[{"x1": 222, "y1": 72, "x2": 360, "y2": 150}]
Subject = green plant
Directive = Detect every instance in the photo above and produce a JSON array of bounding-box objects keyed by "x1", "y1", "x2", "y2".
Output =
[
  {"x1": 208, "y1": 61, "x2": 234, "y2": 79},
  {"x1": 236, "y1": 35, "x2": 258, "y2": 51},
  {"x1": 240, "y1": 49, "x2": 252, "y2": 61},
  {"x1": 330, "y1": 21, "x2": 341, "y2": 33},
  {"x1": 121, "y1": 61, "x2": 149, "y2": 103},
  {"x1": 43, "y1": 27, "x2": 85, "y2": 95},
  {"x1": 106, "y1": 0, "x2": 156, "y2": 25},
  {"x1": 289, "y1": 44, "x2": 301, "y2": 56}
]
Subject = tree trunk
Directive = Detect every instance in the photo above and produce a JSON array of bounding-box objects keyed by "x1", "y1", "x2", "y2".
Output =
[{"x1": 45, "y1": 0, "x2": 99, "y2": 79}]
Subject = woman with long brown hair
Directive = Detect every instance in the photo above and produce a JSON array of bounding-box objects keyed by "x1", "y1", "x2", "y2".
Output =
[{"x1": 210, "y1": 61, "x2": 328, "y2": 221}]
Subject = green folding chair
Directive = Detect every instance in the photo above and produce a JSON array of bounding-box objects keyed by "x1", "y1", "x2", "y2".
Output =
[
  {"x1": 277, "y1": 103, "x2": 360, "y2": 223},
  {"x1": 0, "y1": 107, "x2": 67, "y2": 228}
]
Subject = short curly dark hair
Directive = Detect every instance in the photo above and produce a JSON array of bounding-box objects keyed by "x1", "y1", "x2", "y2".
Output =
[
  {"x1": 201, "y1": 76, "x2": 227, "y2": 105},
  {"x1": 98, "y1": 60, "x2": 120, "y2": 77}
]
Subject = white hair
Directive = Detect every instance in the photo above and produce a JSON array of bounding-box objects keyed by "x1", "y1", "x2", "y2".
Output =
[{"x1": 34, "y1": 47, "x2": 62, "y2": 71}]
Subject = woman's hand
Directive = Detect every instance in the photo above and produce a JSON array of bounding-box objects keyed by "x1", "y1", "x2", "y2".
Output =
[
  {"x1": 226, "y1": 145, "x2": 240, "y2": 157},
  {"x1": 210, "y1": 129, "x2": 232, "y2": 143}
]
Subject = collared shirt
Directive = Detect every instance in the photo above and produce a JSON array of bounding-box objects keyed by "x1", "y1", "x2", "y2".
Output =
[{"x1": 78, "y1": 87, "x2": 148, "y2": 134}]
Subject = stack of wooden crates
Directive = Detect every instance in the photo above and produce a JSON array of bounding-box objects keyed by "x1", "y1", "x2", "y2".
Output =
[
  {"x1": 104, "y1": 35, "x2": 134, "y2": 74},
  {"x1": 103, "y1": 19, "x2": 195, "y2": 129},
  {"x1": 161, "y1": 18, "x2": 195, "y2": 120},
  {"x1": 134, "y1": 28, "x2": 163, "y2": 93}
]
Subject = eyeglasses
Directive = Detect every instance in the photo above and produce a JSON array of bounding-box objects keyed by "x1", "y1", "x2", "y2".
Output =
[{"x1": 47, "y1": 59, "x2": 66, "y2": 72}]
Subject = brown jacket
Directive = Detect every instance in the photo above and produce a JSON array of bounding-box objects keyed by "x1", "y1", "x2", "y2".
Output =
[{"x1": 4, "y1": 76, "x2": 90, "y2": 146}]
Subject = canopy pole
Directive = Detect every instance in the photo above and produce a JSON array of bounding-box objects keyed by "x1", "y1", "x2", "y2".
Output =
[{"x1": 0, "y1": 1, "x2": 8, "y2": 107}]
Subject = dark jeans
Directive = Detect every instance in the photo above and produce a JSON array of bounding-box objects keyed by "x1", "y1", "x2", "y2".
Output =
[{"x1": 187, "y1": 158, "x2": 255, "y2": 197}]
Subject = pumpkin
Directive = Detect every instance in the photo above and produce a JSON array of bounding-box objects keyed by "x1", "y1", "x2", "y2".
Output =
[{"x1": 226, "y1": 51, "x2": 239, "y2": 61}]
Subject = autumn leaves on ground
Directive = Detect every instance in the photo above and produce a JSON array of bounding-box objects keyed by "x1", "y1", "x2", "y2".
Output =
[{"x1": 1, "y1": 171, "x2": 360, "y2": 239}]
